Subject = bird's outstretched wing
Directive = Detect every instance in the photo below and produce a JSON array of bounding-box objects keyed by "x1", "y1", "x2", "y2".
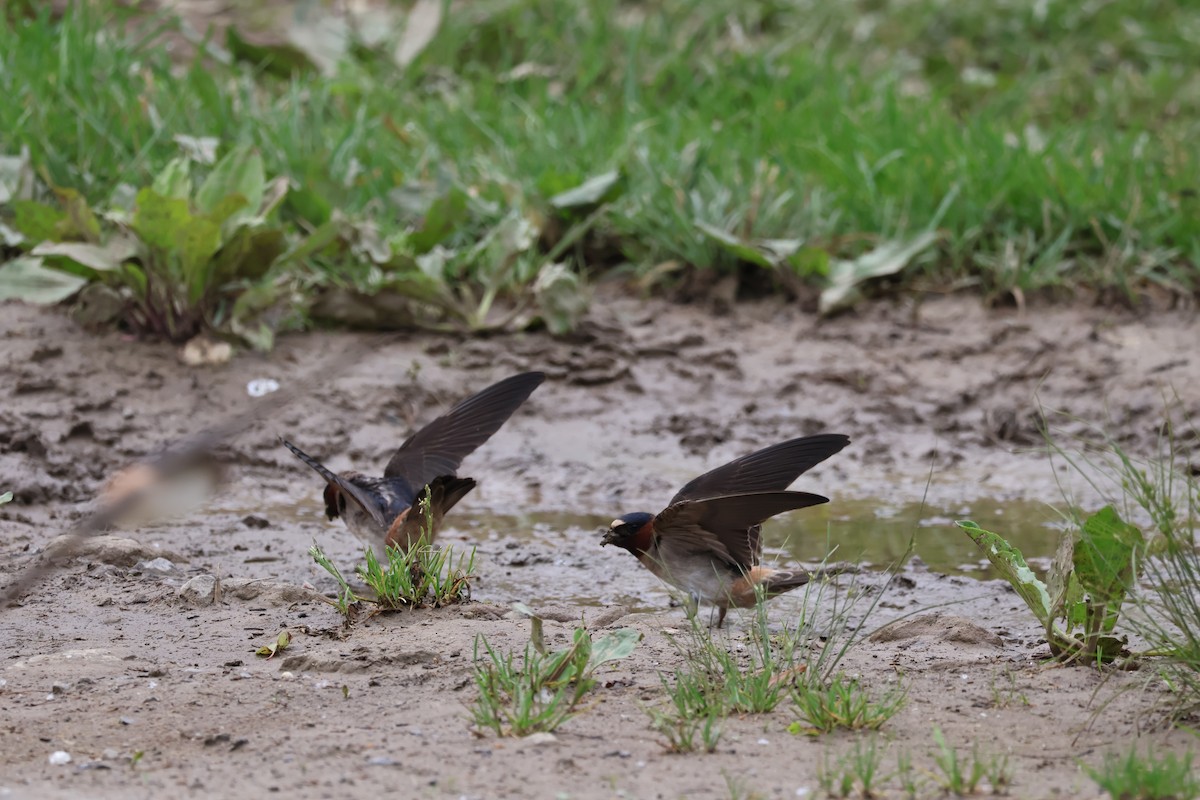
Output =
[
  {"x1": 383, "y1": 372, "x2": 545, "y2": 488},
  {"x1": 670, "y1": 434, "x2": 849, "y2": 506}
]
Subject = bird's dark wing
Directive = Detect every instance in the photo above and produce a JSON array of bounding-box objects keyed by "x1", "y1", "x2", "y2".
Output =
[
  {"x1": 282, "y1": 439, "x2": 389, "y2": 528},
  {"x1": 669, "y1": 434, "x2": 850, "y2": 506},
  {"x1": 383, "y1": 372, "x2": 545, "y2": 487},
  {"x1": 654, "y1": 491, "x2": 830, "y2": 571}
]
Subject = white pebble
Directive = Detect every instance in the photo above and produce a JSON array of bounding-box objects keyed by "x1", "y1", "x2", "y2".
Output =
[{"x1": 48, "y1": 751, "x2": 71, "y2": 766}]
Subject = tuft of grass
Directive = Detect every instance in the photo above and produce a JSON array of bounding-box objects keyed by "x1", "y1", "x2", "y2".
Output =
[
  {"x1": 471, "y1": 625, "x2": 640, "y2": 737},
  {"x1": 310, "y1": 499, "x2": 475, "y2": 616},
  {"x1": 789, "y1": 673, "x2": 907, "y2": 736},
  {"x1": 930, "y1": 727, "x2": 1011, "y2": 797},
  {"x1": 646, "y1": 677, "x2": 724, "y2": 754},
  {"x1": 1085, "y1": 748, "x2": 1199, "y2": 800},
  {"x1": 989, "y1": 669, "x2": 1031, "y2": 710},
  {"x1": 817, "y1": 737, "x2": 887, "y2": 799},
  {"x1": 358, "y1": 535, "x2": 476, "y2": 610},
  {"x1": 309, "y1": 544, "x2": 360, "y2": 618}
]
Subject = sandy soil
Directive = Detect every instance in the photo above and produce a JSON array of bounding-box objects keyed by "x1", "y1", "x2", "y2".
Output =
[{"x1": 1, "y1": 294, "x2": 1198, "y2": 799}]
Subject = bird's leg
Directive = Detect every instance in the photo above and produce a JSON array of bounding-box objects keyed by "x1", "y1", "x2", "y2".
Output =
[{"x1": 715, "y1": 605, "x2": 728, "y2": 629}]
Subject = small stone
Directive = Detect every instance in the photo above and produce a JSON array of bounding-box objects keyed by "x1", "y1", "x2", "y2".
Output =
[
  {"x1": 519, "y1": 732, "x2": 558, "y2": 747},
  {"x1": 137, "y1": 557, "x2": 175, "y2": 574},
  {"x1": 178, "y1": 575, "x2": 218, "y2": 606},
  {"x1": 48, "y1": 751, "x2": 71, "y2": 766}
]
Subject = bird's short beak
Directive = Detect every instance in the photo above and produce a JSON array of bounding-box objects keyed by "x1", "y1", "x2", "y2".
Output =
[{"x1": 600, "y1": 529, "x2": 617, "y2": 547}]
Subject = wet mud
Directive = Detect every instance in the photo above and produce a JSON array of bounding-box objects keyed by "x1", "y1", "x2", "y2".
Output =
[{"x1": 1, "y1": 294, "x2": 1198, "y2": 798}]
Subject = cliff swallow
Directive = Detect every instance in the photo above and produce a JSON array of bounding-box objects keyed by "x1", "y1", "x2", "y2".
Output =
[
  {"x1": 283, "y1": 371, "x2": 544, "y2": 553},
  {"x1": 601, "y1": 433, "x2": 850, "y2": 627}
]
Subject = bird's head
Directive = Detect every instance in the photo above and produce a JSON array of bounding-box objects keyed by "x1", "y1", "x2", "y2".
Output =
[{"x1": 600, "y1": 511, "x2": 654, "y2": 550}]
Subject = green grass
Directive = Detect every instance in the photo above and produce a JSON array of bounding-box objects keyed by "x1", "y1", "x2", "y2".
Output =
[
  {"x1": 358, "y1": 536, "x2": 476, "y2": 610},
  {"x1": 789, "y1": 673, "x2": 907, "y2": 735},
  {"x1": 3, "y1": 1, "x2": 1199, "y2": 339},
  {"x1": 930, "y1": 727, "x2": 1012, "y2": 796},
  {"x1": 1086, "y1": 747, "x2": 1199, "y2": 800},
  {"x1": 308, "y1": 523, "x2": 475, "y2": 618},
  {"x1": 817, "y1": 737, "x2": 887, "y2": 799},
  {"x1": 471, "y1": 624, "x2": 640, "y2": 737}
]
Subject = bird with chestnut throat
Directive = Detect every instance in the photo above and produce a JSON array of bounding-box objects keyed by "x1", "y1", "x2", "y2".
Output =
[
  {"x1": 601, "y1": 433, "x2": 850, "y2": 627},
  {"x1": 284, "y1": 371, "x2": 544, "y2": 553}
]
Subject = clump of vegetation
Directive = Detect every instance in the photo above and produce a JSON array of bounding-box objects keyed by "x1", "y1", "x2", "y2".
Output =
[
  {"x1": 789, "y1": 673, "x2": 906, "y2": 736},
  {"x1": 1044, "y1": 411, "x2": 1200, "y2": 720},
  {"x1": 646, "y1": 563, "x2": 900, "y2": 750},
  {"x1": 957, "y1": 502, "x2": 1149, "y2": 663},
  {"x1": 310, "y1": 498, "x2": 475, "y2": 616},
  {"x1": 1, "y1": 144, "x2": 311, "y2": 348},
  {"x1": 471, "y1": 608, "x2": 640, "y2": 737},
  {"x1": 1085, "y1": 747, "x2": 1198, "y2": 800},
  {"x1": 930, "y1": 728, "x2": 1012, "y2": 796}
]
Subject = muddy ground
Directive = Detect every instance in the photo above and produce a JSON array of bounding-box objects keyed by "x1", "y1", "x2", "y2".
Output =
[{"x1": 1, "y1": 293, "x2": 1198, "y2": 799}]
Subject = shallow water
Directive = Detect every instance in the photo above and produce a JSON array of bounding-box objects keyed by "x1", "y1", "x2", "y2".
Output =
[{"x1": 451, "y1": 496, "x2": 1065, "y2": 579}]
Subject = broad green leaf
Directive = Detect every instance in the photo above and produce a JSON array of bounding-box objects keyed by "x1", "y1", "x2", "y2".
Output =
[
  {"x1": 202, "y1": 193, "x2": 250, "y2": 234},
  {"x1": 549, "y1": 170, "x2": 623, "y2": 212},
  {"x1": 0, "y1": 256, "x2": 88, "y2": 304},
  {"x1": 0, "y1": 491, "x2": 11, "y2": 505},
  {"x1": 287, "y1": 184, "x2": 332, "y2": 226},
  {"x1": 276, "y1": 218, "x2": 344, "y2": 267},
  {"x1": 31, "y1": 237, "x2": 139, "y2": 272},
  {"x1": 133, "y1": 188, "x2": 191, "y2": 254},
  {"x1": 212, "y1": 225, "x2": 286, "y2": 284},
  {"x1": 410, "y1": 186, "x2": 468, "y2": 254},
  {"x1": 534, "y1": 262, "x2": 588, "y2": 335},
  {"x1": 957, "y1": 520, "x2": 1051, "y2": 625},
  {"x1": 788, "y1": 247, "x2": 831, "y2": 278},
  {"x1": 178, "y1": 217, "x2": 224, "y2": 304},
  {"x1": 53, "y1": 188, "x2": 101, "y2": 242},
  {"x1": 196, "y1": 145, "x2": 264, "y2": 220},
  {"x1": 120, "y1": 263, "x2": 148, "y2": 299},
  {"x1": 695, "y1": 221, "x2": 777, "y2": 268},
  {"x1": 11, "y1": 200, "x2": 65, "y2": 243},
  {"x1": 1075, "y1": 506, "x2": 1141, "y2": 601},
  {"x1": 1075, "y1": 505, "x2": 1141, "y2": 632},
  {"x1": 152, "y1": 157, "x2": 193, "y2": 200},
  {"x1": 819, "y1": 231, "x2": 938, "y2": 314},
  {"x1": 588, "y1": 628, "x2": 642, "y2": 668}
]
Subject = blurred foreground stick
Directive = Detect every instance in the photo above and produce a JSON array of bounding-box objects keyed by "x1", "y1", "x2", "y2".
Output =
[{"x1": 0, "y1": 335, "x2": 390, "y2": 608}]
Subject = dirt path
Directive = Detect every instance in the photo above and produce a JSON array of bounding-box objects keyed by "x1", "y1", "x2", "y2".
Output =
[{"x1": 1, "y1": 295, "x2": 1197, "y2": 799}]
